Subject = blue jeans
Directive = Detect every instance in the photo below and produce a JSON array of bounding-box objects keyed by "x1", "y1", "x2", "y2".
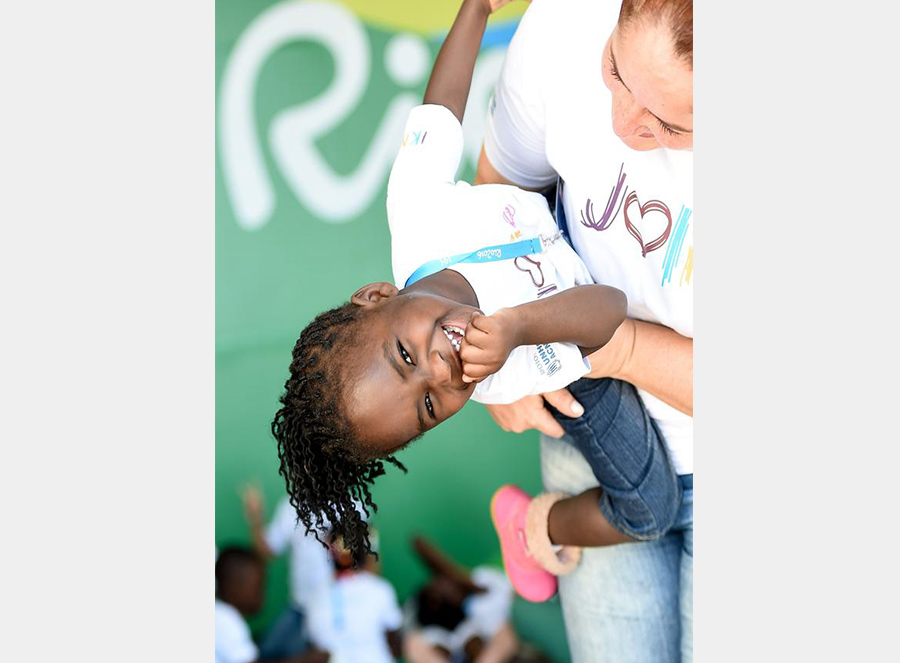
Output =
[
  {"x1": 545, "y1": 378, "x2": 682, "y2": 540},
  {"x1": 541, "y1": 434, "x2": 693, "y2": 663},
  {"x1": 258, "y1": 604, "x2": 309, "y2": 661}
]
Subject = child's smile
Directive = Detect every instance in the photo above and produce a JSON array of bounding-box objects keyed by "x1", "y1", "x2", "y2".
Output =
[{"x1": 345, "y1": 290, "x2": 481, "y2": 456}]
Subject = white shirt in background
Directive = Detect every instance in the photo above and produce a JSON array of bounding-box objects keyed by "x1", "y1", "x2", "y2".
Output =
[
  {"x1": 307, "y1": 571, "x2": 403, "y2": 663},
  {"x1": 411, "y1": 566, "x2": 514, "y2": 654},
  {"x1": 388, "y1": 104, "x2": 595, "y2": 406},
  {"x1": 482, "y1": 0, "x2": 694, "y2": 474},
  {"x1": 264, "y1": 497, "x2": 334, "y2": 611},
  {"x1": 215, "y1": 599, "x2": 258, "y2": 663}
]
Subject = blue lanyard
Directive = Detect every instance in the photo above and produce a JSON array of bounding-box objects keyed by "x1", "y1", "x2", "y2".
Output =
[{"x1": 405, "y1": 232, "x2": 561, "y2": 287}]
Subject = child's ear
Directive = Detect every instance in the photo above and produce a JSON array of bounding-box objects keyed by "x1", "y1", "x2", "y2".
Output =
[{"x1": 350, "y1": 282, "x2": 399, "y2": 307}]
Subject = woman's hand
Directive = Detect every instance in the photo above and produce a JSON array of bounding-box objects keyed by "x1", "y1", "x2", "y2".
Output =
[{"x1": 485, "y1": 389, "x2": 585, "y2": 438}]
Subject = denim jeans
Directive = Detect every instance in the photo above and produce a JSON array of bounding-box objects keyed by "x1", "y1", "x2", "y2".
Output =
[
  {"x1": 541, "y1": 434, "x2": 693, "y2": 663},
  {"x1": 545, "y1": 377, "x2": 682, "y2": 540},
  {"x1": 258, "y1": 604, "x2": 309, "y2": 661}
]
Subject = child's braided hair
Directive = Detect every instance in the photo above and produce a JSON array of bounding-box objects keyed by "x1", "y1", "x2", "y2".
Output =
[{"x1": 272, "y1": 302, "x2": 407, "y2": 560}]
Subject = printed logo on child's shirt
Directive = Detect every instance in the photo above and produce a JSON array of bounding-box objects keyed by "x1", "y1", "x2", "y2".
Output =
[
  {"x1": 502, "y1": 204, "x2": 517, "y2": 229},
  {"x1": 401, "y1": 130, "x2": 428, "y2": 147},
  {"x1": 533, "y1": 343, "x2": 562, "y2": 377},
  {"x1": 515, "y1": 256, "x2": 557, "y2": 298}
]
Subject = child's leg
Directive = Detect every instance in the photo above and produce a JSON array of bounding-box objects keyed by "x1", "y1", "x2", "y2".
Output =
[
  {"x1": 546, "y1": 488, "x2": 632, "y2": 547},
  {"x1": 545, "y1": 377, "x2": 683, "y2": 541}
]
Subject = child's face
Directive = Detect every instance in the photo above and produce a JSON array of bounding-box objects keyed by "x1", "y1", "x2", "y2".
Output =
[{"x1": 346, "y1": 287, "x2": 481, "y2": 455}]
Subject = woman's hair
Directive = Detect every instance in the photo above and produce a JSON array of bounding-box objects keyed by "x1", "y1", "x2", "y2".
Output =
[
  {"x1": 272, "y1": 302, "x2": 407, "y2": 561},
  {"x1": 618, "y1": 0, "x2": 693, "y2": 67}
]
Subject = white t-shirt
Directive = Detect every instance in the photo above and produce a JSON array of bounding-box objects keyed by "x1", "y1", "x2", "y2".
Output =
[
  {"x1": 482, "y1": 0, "x2": 694, "y2": 474},
  {"x1": 410, "y1": 566, "x2": 514, "y2": 654},
  {"x1": 215, "y1": 599, "x2": 258, "y2": 663},
  {"x1": 264, "y1": 497, "x2": 334, "y2": 611},
  {"x1": 387, "y1": 104, "x2": 594, "y2": 405},
  {"x1": 306, "y1": 571, "x2": 403, "y2": 663}
]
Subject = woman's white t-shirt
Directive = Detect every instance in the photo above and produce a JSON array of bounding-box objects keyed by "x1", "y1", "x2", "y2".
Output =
[{"x1": 483, "y1": 0, "x2": 694, "y2": 474}]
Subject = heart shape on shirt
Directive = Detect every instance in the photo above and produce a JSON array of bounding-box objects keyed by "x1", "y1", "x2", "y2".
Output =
[
  {"x1": 514, "y1": 256, "x2": 545, "y2": 288},
  {"x1": 623, "y1": 192, "x2": 672, "y2": 257}
]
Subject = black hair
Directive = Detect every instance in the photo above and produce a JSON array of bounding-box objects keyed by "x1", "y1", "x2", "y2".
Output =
[
  {"x1": 215, "y1": 545, "x2": 262, "y2": 595},
  {"x1": 416, "y1": 583, "x2": 466, "y2": 631},
  {"x1": 272, "y1": 302, "x2": 408, "y2": 562}
]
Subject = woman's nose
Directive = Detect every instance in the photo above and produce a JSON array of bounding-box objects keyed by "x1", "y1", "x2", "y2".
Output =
[{"x1": 612, "y1": 91, "x2": 643, "y2": 138}]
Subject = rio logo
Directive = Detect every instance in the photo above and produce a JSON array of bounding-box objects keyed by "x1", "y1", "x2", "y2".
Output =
[{"x1": 218, "y1": 0, "x2": 511, "y2": 231}]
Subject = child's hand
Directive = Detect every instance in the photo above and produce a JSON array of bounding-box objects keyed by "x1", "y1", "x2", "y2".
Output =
[
  {"x1": 460, "y1": 309, "x2": 522, "y2": 383},
  {"x1": 240, "y1": 484, "x2": 265, "y2": 524},
  {"x1": 482, "y1": 0, "x2": 531, "y2": 15}
]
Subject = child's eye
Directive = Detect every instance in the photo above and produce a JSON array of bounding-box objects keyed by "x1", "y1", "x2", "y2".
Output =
[
  {"x1": 398, "y1": 340, "x2": 414, "y2": 366},
  {"x1": 424, "y1": 393, "x2": 435, "y2": 419}
]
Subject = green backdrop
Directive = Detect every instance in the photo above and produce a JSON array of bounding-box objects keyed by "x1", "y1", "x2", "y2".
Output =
[{"x1": 216, "y1": 1, "x2": 571, "y2": 660}]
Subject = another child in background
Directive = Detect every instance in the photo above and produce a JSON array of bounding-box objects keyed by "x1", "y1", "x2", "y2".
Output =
[
  {"x1": 305, "y1": 531, "x2": 404, "y2": 663},
  {"x1": 215, "y1": 546, "x2": 328, "y2": 663},
  {"x1": 272, "y1": 0, "x2": 682, "y2": 603},
  {"x1": 241, "y1": 487, "x2": 335, "y2": 660},
  {"x1": 404, "y1": 535, "x2": 519, "y2": 663}
]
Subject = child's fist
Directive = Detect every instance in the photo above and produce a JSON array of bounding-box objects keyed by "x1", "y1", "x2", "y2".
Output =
[
  {"x1": 482, "y1": 0, "x2": 531, "y2": 15},
  {"x1": 460, "y1": 309, "x2": 522, "y2": 383}
]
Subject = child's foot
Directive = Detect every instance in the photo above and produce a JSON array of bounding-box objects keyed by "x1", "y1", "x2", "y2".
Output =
[{"x1": 490, "y1": 485, "x2": 557, "y2": 602}]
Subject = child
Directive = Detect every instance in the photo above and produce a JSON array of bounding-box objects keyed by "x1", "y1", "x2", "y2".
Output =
[
  {"x1": 404, "y1": 534, "x2": 519, "y2": 663},
  {"x1": 215, "y1": 546, "x2": 328, "y2": 663},
  {"x1": 305, "y1": 531, "x2": 404, "y2": 663},
  {"x1": 272, "y1": 0, "x2": 682, "y2": 602},
  {"x1": 241, "y1": 487, "x2": 335, "y2": 659}
]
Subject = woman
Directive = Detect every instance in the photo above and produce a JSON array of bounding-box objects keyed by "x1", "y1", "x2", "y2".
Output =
[{"x1": 475, "y1": 0, "x2": 693, "y2": 661}]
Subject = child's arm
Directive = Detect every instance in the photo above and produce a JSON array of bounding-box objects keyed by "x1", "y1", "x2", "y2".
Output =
[
  {"x1": 423, "y1": 0, "x2": 524, "y2": 123},
  {"x1": 460, "y1": 285, "x2": 627, "y2": 382}
]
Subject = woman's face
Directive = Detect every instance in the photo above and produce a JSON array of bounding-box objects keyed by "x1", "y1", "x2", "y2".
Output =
[{"x1": 601, "y1": 22, "x2": 693, "y2": 151}]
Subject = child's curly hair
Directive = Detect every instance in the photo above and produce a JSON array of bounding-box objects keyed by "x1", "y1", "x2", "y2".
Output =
[{"x1": 272, "y1": 302, "x2": 407, "y2": 560}]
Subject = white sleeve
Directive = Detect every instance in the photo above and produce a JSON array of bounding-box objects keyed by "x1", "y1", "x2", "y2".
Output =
[
  {"x1": 306, "y1": 588, "x2": 338, "y2": 652},
  {"x1": 386, "y1": 104, "x2": 464, "y2": 207},
  {"x1": 482, "y1": 0, "x2": 557, "y2": 189},
  {"x1": 215, "y1": 605, "x2": 258, "y2": 663},
  {"x1": 263, "y1": 497, "x2": 296, "y2": 556},
  {"x1": 377, "y1": 580, "x2": 404, "y2": 632}
]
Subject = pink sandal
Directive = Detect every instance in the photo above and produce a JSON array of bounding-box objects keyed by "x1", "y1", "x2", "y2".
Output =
[{"x1": 490, "y1": 485, "x2": 582, "y2": 603}]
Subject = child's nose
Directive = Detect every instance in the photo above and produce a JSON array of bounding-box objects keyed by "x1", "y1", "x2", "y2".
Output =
[{"x1": 426, "y1": 349, "x2": 452, "y2": 386}]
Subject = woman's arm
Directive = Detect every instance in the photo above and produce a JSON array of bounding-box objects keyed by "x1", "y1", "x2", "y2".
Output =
[{"x1": 586, "y1": 318, "x2": 693, "y2": 416}]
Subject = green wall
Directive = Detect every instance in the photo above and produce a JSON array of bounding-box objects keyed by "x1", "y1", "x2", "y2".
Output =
[{"x1": 216, "y1": 2, "x2": 570, "y2": 660}]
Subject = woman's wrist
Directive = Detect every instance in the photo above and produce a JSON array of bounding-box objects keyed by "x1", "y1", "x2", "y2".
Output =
[{"x1": 585, "y1": 318, "x2": 635, "y2": 380}]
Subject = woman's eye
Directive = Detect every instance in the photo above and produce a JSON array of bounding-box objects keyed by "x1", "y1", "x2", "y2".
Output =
[
  {"x1": 424, "y1": 393, "x2": 435, "y2": 419},
  {"x1": 398, "y1": 341, "x2": 414, "y2": 365},
  {"x1": 608, "y1": 53, "x2": 622, "y2": 83},
  {"x1": 656, "y1": 118, "x2": 679, "y2": 137}
]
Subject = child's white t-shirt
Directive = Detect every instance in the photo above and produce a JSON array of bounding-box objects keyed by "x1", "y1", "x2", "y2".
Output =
[
  {"x1": 264, "y1": 497, "x2": 334, "y2": 612},
  {"x1": 307, "y1": 571, "x2": 403, "y2": 663},
  {"x1": 481, "y1": 0, "x2": 693, "y2": 474},
  {"x1": 387, "y1": 104, "x2": 594, "y2": 405},
  {"x1": 214, "y1": 599, "x2": 258, "y2": 663}
]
